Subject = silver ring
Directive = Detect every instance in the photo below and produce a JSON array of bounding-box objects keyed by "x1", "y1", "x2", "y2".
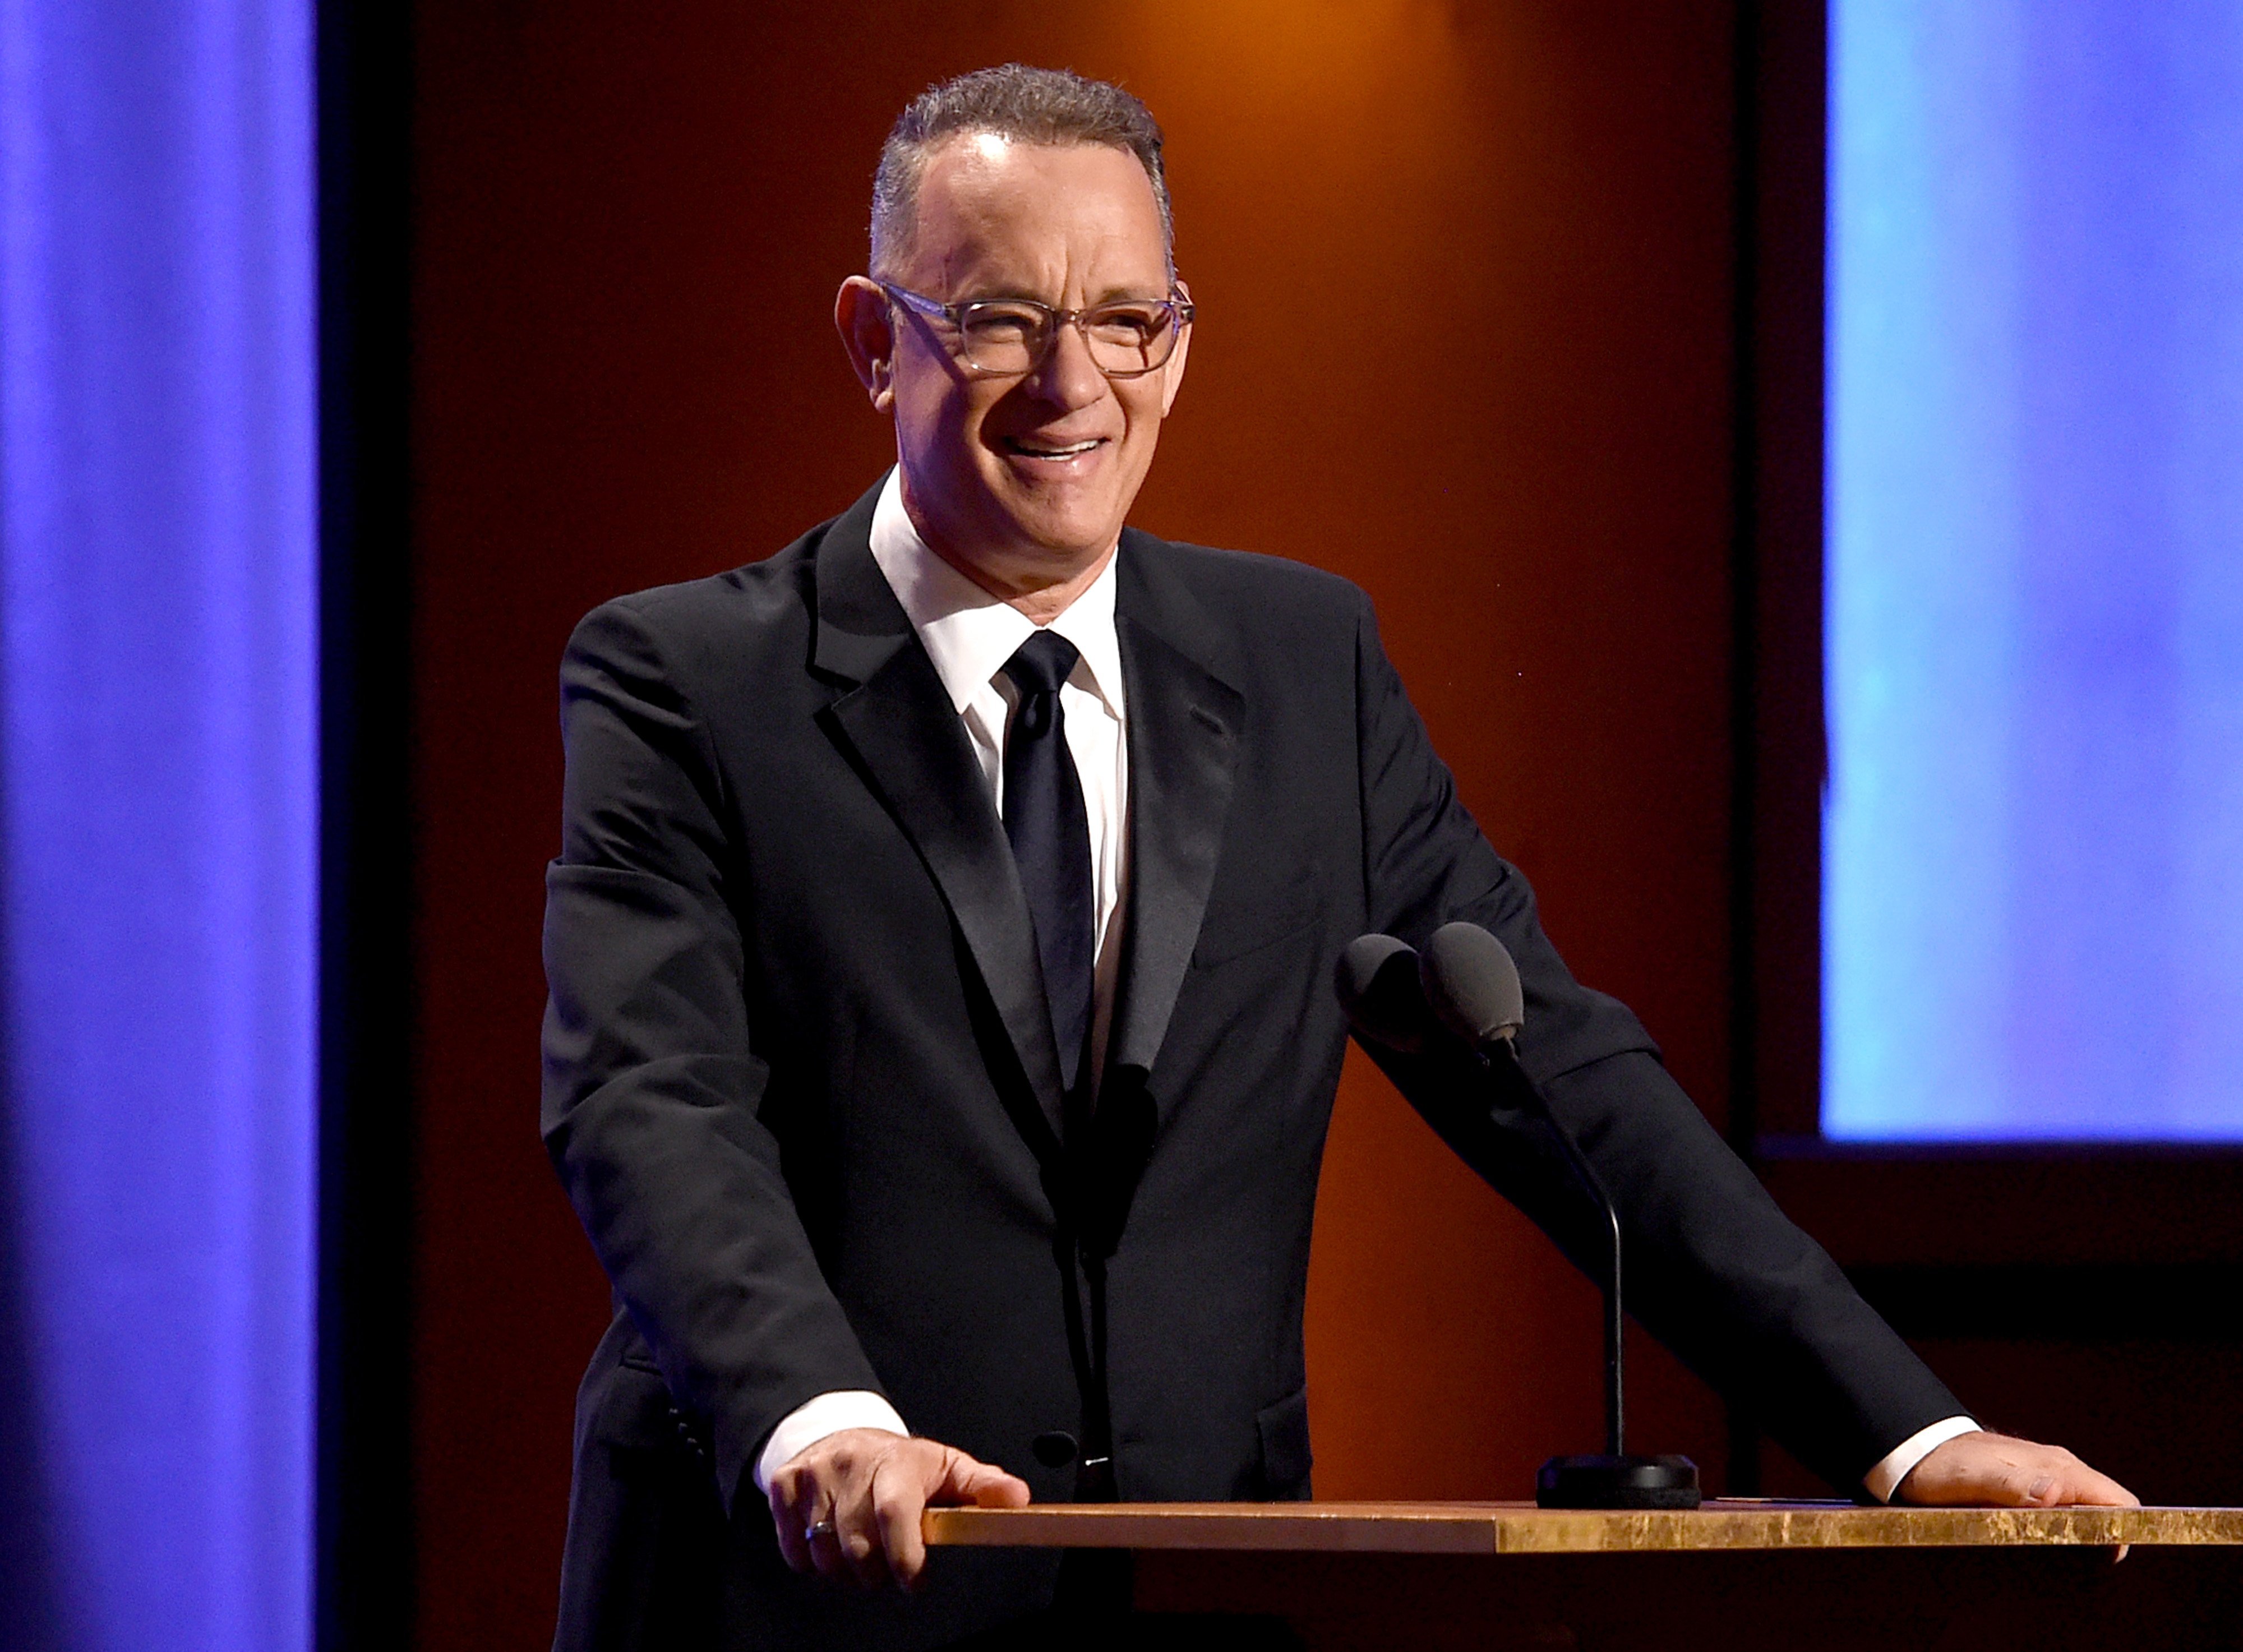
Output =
[{"x1": 805, "y1": 1518, "x2": 837, "y2": 1543}]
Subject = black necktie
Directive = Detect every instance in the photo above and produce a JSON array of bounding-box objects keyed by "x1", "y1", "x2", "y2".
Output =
[{"x1": 1000, "y1": 630, "x2": 1095, "y2": 1093}]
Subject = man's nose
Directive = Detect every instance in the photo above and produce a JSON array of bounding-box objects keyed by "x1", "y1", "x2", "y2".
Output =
[{"x1": 1022, "y1": 317, "x2": 1108, "y2": 410}]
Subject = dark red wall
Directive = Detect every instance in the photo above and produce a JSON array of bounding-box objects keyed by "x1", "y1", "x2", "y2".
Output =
[{"x1": 410, "y1": 5, "x2": 1751, "y2": 1644}]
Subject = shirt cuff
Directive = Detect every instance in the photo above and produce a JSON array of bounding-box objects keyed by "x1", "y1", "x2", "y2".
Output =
[
  {"x1": 1863, "y1": 1415, "x2": 1981, "y2": 1502},
  {"x1": 752, "y1": 1390, "x2": 909, "y2": 1496}
]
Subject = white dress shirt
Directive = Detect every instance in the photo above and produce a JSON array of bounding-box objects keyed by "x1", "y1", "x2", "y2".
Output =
[{"x1": 753, "y1": 472, "x2": 1974, "y2": 1500}]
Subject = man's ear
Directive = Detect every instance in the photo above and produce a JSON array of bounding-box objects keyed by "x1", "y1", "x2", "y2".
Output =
[
  {"x1": 1158, "y1": 278, "x2": 1192, "y2": 417},
  {"x1": 835, "y1": 276, "x2": 897, "y2": 413}
]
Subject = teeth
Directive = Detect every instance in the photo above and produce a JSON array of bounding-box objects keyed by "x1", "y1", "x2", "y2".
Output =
[{"x1": 1015, "y1": 439, "x2": 1099, "y2": 458}]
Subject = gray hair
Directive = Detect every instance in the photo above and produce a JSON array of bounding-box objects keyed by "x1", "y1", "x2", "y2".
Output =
[{"x1": 870, "y1": 64, "x2": 1174, "y2": 280}]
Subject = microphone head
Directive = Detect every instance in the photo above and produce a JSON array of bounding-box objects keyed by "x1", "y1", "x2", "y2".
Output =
[
  {"x1": 1419, "y1": 921, "x2": 1525, "y2": 1046},
  {"x1": 1335, "y1": 934, "x2": 1430, "y2": 1053}
]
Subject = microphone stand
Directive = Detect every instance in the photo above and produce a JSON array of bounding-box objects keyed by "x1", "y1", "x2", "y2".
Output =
[
  {"x1": 1480, "y1": 1038, "x2": 1700, "y2": 1511},
  {"x1": 1336, "y1": 926, "x2": 1699, "y2": 1510}
]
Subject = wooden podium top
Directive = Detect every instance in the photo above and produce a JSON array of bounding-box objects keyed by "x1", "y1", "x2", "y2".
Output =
[{"x1": 923, "y1": 1499, "x2": 2243, "y2": 1555}]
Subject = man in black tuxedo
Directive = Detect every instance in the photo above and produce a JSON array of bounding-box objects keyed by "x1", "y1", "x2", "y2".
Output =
[{"x1": 542, "y1": 64, "x2": 2131, "y2": 1652}]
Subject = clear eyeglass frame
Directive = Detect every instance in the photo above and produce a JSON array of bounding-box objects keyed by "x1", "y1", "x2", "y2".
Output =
[{"x1": 879, "y1": 282, "x2": 1194, "y2": 380}]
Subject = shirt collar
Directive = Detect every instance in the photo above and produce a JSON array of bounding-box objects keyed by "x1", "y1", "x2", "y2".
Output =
[{"x1": 866, "y1": 468, "x2": 1125, "y2": 719}]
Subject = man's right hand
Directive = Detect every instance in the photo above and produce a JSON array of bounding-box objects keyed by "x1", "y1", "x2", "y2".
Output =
[{"x1": 767, "y1": 1428, "x2": 1031, "y2": 1591}]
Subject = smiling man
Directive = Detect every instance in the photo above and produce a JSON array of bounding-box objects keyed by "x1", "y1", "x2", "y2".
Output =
[{"x1": 541, "y1": 66, "x2": 2131, "y2": 1652}]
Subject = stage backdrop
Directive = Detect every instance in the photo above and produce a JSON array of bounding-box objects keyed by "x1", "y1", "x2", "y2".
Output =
[{"x1": 412, "y1": 3, "x2": 1748, "y2": 1643}]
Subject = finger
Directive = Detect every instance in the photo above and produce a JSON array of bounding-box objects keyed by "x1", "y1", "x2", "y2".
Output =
[
  {"x1": 832, "y1": 1461, "x2": 894, "y2": 1590},
  {"x1": 971, "y1": 1464, "x2": 1033, "y2": 1508},
  {"x1": 871, "y1": 1455, "x2": 930, "y2": 1590},
  {"x1": 2009, "y1": 1450, "x2": 2120, "y2": 1508},
  {"x1": 797, "y1": 1469, "x2": 851, "y2": 1584},
  {"x1": 926, "y1": 1446, "x2": 1032, "y2": 1509},
  {"x1": 812, "y1": 1526, "x2": 852, "y2": 1589},
  {"x1": 1992, "y1": 1445, "x2": 2137, "y2": 1510},
  {"x1": 807, "y1": 1490, "x2": 857, "y2": 1580},
  {"x1": 2062, "y1": 1464, "x2": 2139, "y2": 1508},
  {"x1": 768, "y1": 1468, "x2": 816, "y2": 1576}
]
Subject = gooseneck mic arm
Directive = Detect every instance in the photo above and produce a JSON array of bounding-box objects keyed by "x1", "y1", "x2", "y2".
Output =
[
  {"x1": 1337, "y1": 925, "x2": 1700, "y2": 1510},
  {"x1": 1415, "y1": 922, "x2": 1626, "y2": 1459},
  {"x1": 1495, "y1": 1037, "x2": 1626, "y2": 1450}
]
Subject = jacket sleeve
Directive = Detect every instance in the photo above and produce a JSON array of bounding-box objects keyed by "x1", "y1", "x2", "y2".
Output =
[
  {"x1": 540, "y1": 596, "x2": 885, "y2": 1513},
  {"x1": 1347, "y1": 588, "x2": 1964, "y2": 1494}
]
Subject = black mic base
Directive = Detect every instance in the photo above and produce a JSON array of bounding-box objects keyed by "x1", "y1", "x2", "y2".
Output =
[{"x1": 1536, "y1": 1453, "x2": 1702, "y2": 1510}]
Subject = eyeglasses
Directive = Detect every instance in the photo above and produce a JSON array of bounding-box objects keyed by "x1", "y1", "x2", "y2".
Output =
[{"x1": 880, "y1": 282, "x2": 1193, "y2": 380}]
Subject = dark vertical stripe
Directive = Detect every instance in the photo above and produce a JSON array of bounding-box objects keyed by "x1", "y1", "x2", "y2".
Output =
[
  {"x1": 1725, "y1": 0, "x2": 1768, "y2": 1499},
  {"x1": 1728, "y1": 0, "x2": 1765, "y2": 1173},
  {"x1": 317, "y1": 3, "x2": 418, "y2": 1646}
]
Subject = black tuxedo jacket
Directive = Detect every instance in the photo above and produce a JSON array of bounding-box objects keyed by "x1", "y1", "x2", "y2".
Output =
[{"x1": 541, "y1": 479, "x2": 1961, "y2": 1650}]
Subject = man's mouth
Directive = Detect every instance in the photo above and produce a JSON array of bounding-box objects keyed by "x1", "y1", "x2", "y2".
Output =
[{"x1": 1003, "y1": 436, "x2": 1105, "y2": 460}]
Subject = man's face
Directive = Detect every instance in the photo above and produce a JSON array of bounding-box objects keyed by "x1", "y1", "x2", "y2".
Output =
[{"x1": 868, "y1": 135, "x2": 1188, "y2": 576}]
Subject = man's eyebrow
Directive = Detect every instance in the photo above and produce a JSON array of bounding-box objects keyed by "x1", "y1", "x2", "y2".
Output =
[
  {"x1": 952, "y1": 286, "x2": 1042, "y2": 303},
  {"x1": 947, "y1": 283, "x2": 1170, "y2": 306},
  {"x1": 1091, "y1": 284, "x2": 1169, "y2": 305}
]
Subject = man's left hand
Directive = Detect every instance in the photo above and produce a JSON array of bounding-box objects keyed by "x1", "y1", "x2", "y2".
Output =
[{"x1": 1895, "y1": 1430, "x2": 2138, "y2": 1508}]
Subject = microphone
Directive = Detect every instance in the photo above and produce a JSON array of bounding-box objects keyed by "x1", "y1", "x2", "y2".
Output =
[
  {"x1": 1334, "y1": 933, "x2": 1436, "y2": 1053},
  {"x1": 1348, "y1": 924, "x2": 1700, "y2": 1511}
]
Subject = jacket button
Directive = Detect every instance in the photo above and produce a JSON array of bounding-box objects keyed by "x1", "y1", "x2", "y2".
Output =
[{"x1": 1032, "y1": 1430, "x2": 1079, "y2": 1468}]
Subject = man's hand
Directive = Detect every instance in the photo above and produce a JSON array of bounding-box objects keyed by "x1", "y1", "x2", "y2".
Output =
[
  {"x1": 1895, "y1": 1430, "x2": 2138, "y2": 1509},
  {"x1": 767, "y1": 1428, "x2": 1030, "y2": 1591}
]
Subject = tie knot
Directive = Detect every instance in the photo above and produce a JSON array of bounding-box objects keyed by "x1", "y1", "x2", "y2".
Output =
[{"x1": 1001, "y1": 629, "x2": 1081, "y2": 700}]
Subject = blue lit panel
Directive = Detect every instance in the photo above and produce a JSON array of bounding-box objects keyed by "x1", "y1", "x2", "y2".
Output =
[
  {"x1": 1827, "y1": 2, "x2": 2243, "y2": 1138},
  {"x1": 0, "y1": 1, "x2": 316, "y2": 1646}
]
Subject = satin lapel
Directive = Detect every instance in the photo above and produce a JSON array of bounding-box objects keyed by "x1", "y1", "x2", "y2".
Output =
[
  {"x1": 1111, "y1": 541, "x2": 1245, "y2": 1103},
  {"x1": 811, "y1": 491, "x2": 1067, "y2": 1146}
]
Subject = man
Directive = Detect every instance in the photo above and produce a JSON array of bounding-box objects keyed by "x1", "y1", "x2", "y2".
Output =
[{"x1": 542, "y1": 65, "x2": 2131, "y2": 1651}]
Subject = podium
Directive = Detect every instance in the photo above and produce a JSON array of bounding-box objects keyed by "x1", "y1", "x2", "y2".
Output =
[{"x1": 925, "y1": 1502, "x2": 2243, "y2": 1650}]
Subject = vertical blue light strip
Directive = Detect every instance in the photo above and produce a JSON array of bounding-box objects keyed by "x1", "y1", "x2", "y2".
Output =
[
  {"x1": 1827, "y1": 1, "x2": 2243, "y2": 1139},
  {"x1": 0, "y1": 1, "x2": 315, "y2": 1646}
]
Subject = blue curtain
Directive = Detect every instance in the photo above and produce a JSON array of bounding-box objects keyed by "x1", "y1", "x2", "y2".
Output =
[
  {"x1": 1827, "y1": 1, "x2": 2243, "y2": 1138},
  {"x1": 0, "y1": 1, "x2": 316, "y2": 1646}
]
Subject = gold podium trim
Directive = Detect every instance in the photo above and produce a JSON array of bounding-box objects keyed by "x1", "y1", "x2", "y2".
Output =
[{"x1": 922, "y1": 1500, "x2": 2243, "y2": 1554}]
